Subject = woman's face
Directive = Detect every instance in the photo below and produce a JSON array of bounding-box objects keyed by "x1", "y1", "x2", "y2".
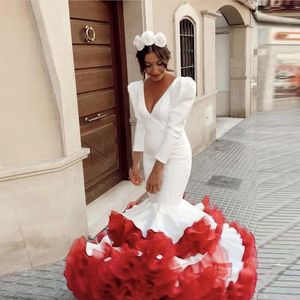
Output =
[{"x1": 144, "y1": 52, "x2": 166, "y2": 82}]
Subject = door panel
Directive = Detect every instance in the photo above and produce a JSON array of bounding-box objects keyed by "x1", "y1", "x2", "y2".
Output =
[
  {"x1": 81, "y1": 114, "x2": 119, "y2": 188},
  {"x1": 69, "y1": 0, "x2": 129, "y2": 204},
  {"x1": 77, "y1": 90, "x2": 115, "y2": 117},
  {"x1": 73, "y1": 45, "x2": 112, "y2": 69},
  {"x1": 69, "y1": 1, "x2": 110, "y2": 22},
  {"x1": 75, "y1": 68, "x2": 113, "y2": 93}
]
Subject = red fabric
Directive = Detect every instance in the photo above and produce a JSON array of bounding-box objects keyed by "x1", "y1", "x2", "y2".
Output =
[
  {"x1": 108, "y1": 211, "x2": 143, "y2": 248},
  {"x1": 126, "y1": 200, "x2": 139, "y2": 210},
  {"x1": 226, "y1": 222, "x2": 257, "y2": 300},
  {"x1": 203, "y1": 196, "x2": 257, "y2": 299},
  {"x1": 175, "y1": 196, "x2": 225, "y2": 258},
  {"x1": 64, "y1": 197, "x2": 257, "y2": 300},
  {"x1": 175, "y1": 217, "x2": 222, "y2": 258}
]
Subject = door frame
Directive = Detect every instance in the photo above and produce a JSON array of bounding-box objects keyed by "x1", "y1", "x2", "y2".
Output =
[{"x1": 110, "y1": 0, "x2": 132, "y2": 180}]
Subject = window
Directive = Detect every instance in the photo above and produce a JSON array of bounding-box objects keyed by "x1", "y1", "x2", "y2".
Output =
[{"x1": 180, "y1": 19, "x2": 195, "y2": 79}]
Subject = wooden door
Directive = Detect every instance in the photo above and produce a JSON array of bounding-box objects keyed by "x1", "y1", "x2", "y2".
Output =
[{"x1": 69, "y1": 1, "x2": 131, "y2": 204}]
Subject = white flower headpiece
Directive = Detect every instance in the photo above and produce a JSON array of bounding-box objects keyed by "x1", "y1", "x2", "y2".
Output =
[{"x1": 133, "y1": 31, "x2": 167, "y2": 51}]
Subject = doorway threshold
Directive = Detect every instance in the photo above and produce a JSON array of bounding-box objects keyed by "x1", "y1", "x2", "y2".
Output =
[{"x1": 87, "y1": 180, "x2": 146, "y2": 238}]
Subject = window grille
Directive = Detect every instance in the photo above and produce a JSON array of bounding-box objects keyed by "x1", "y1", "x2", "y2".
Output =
[{"x1": 180, "y1": 19, "x2": 195, "y2": 79}]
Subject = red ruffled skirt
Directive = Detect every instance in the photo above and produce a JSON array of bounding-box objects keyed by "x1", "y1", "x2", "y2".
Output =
[{"x1": 64, "y1": 196, "x2": 257, "y2": 300}]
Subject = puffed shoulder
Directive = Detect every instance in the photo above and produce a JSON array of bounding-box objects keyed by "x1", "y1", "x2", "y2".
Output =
[
  {"x1": 127, "y1": 80, "x2": 142, "y2": 94},
  {"x1": 172, "y1": 77, "x2": 196, "y2": 100},
  {"x1": 127, "y1": 81, "x2": 142, "y2": 107},
  {"x1": 177, "y1": 76, "x2": 196, "y2": 91}
]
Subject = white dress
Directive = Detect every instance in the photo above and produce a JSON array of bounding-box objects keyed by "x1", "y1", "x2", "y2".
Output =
[{"x1": 64, "y1": 77, "x2": 257, "y2": 300}]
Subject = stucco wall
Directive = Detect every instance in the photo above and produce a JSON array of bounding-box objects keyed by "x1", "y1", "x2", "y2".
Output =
[
  {"x1": 123, "y1": 1, "x2": 145, "y2": 84},
  {"x1": 216, "y1": 33, "x2": 230, "y2": 116},
  {"x1": 152, "y1": 0, "x2": 250, "y2": 94},
  {"x1": 150, "y1": 0, "x2": 250, "y2": 152},
  {"x1": 122, "y1": 0, "x2": 252, "y2": 156},
  {"x1": 250, "y1": 15, "x2": 258, "y2": 114},
  {"x1": 216, "y1": 14, "x2": 230, "y2": 116},
  {"x1": 0, "y1": 161, "x2": 87, "y2": 276},
  {"x1": 0, "y1": 0, "x2": 63, "y2": 166},
  {"x1": 0, "y1": 0, "x2": 88, "y2": 276}
]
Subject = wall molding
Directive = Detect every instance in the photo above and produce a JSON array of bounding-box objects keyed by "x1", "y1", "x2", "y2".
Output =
[
  {"x1": 0, "y1": 148, "x2": 90, "y2": 182},
  {"x1": 201, "y1": 10, "x2": 221, "y2": 19},
  {"x1": 195, "y1": 91, "x2": 218, "y2": 105},
  {"x1": 30, "y1": 0, "x2": 82, "y2": 156}
]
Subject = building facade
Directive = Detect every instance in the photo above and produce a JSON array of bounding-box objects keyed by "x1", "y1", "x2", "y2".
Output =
[
  {"x1": 255, "y1": 1, "x2": 300, "y2": 110},
  {"x1": 0, "y1": 0, "x2": 257, "y2": 275}
]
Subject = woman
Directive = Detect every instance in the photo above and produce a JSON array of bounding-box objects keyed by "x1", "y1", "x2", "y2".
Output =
[{"x1": 65, "y1": 31, "x2": 257, "y2": 300}]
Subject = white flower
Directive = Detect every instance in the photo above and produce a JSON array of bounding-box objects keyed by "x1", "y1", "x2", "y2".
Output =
[
  {"x1": 133, "y1": 31, "x2": 168, "y2": 51},
  {"x1": 141, "y1": 31, "x2": 156, "y2": 46},
  {"x1": 155, "y1": 32, "x2": 167, "y2": 48},
  {"x1": 133, "y1": 35, "x2": 145, "y2": 51}
]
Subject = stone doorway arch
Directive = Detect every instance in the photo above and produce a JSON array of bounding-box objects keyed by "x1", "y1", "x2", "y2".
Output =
[
  {"x1": 218, "y1": 5, "x2": 245, "y2": 26},
  {"x1": 216, "y1": 5, "x2": 251, "y2": 118}
]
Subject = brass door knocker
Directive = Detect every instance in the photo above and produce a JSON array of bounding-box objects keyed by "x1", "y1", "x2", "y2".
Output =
[{"x1": 85, "y1": 25, "x2": 96, "y2": 43}]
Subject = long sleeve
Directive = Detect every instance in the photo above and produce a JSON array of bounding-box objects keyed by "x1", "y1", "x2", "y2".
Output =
[
  {"x1": 133, "y1": 119, "x2": 145, "y2": 152},
  {"x1": 128, "y1": 82, "x2": 145, "y2": 152},
  {"x1": 155, "y1": 77, "x2": 196, "y2": 164}
]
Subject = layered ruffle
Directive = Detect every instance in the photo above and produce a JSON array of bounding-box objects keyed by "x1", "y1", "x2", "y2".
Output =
[
  {"x1": 64, "y1": 196, "x2": 257, "y2": 300},
  {"x1": 122, "y1": 199, "x2": 216, "y2": 243}
]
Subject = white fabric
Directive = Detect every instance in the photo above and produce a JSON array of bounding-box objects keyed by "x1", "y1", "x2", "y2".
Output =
[
  {"x1": 220, "y1": 224, "x2": 245, "y2": 283},
  {"x1": 87, "y1": 77, "x2": 245, "y2": 285},
  {"x1": 124, "y1": 199, "x2": 216, "y2": 243},
  {"x1": 86, "y1": 201, "x2": 244, "y2": 284},
  {"x1": 154, "y1": 78, "x2": 196, "y2": 164},
  {"x1": 128, "y1": 77, "x2": 245, "y2": 283},
  {"x1": 128, "y1": 83, "x2": 145, "y2": 152}
]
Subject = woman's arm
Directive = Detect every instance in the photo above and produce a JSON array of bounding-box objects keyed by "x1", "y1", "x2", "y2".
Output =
[
  {"x1": 155, "y1": 78, "x2": 196, "y2": 164},
  {"x1": 132, "y1": 151, "x2": 143, "y2": 169},
  {"x1": 129, "y1": 151, "x2": 143, "y2": 185},
  {"x1": 146, "y1": 160, "x2": 164, "y2": 193},
  {"x1": 128, "y1": 82, "x2": 145, "y2": 186}
]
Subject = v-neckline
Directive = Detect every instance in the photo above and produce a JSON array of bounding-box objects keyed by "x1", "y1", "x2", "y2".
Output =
[{"x1": 142, "y1": 77, "x2": 179, "y2": 115}]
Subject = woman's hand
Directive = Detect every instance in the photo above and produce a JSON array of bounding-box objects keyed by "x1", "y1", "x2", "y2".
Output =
[
  {"x1": 129, "y1": 151, "x2": 143, "y2": 186},
  {"x1": 146, "y1": 160, "x2": 164, "y2": 194},
  {"x1": 129, "y1": 165, "x2": 143, "y2": 186}
]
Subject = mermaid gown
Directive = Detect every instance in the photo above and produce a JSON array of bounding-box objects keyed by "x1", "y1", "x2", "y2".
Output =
[{"x1": 65, "y1": 77, "x2": 257, "y2": 300}]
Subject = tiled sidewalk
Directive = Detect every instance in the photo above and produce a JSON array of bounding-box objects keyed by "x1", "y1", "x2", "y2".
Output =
[
  {"x1": 1, "y1": 103, "x2": 299, "y2": 299},
  {"x1": 186, "y1": 103, "x2": 300, "y2": 300}
]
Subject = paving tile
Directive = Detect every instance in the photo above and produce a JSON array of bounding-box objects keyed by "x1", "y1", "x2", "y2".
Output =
[
  {"x1": 1, "y1": 104, "x2": 300, "y2": 299},
  {"x1": 189, "y1": 105, "x2": 300, "y2": 299},
  {"x1": 206, "y1": 175, "x2": 243, "y2": 190}
]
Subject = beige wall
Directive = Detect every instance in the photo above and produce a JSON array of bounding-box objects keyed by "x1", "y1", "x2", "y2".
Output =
[
  {"x1": 186, "y1": 94, "x2": 217, "y2": 155},
  {"x1": 0, "y1": 0, "x2": 63, "y2": 166},
  {"x1": 122, "y1": 0, "x2": 253, "y2": 154},
  {"x1": 123, "y1": 1, "x2": 145, "y2": 84},
  {"x1": 0, "y1": 0, "x2": 88, "y2": 275},
  {"x1": 150, "y1": 0, "x2": 252, "y2": 149},
  {"x1": 124, "y1": 0, "x2": 254, "y2": 150},
  {"x1": 152, "y1": 0, "x2": 251, "y2": 93},
  {"x1": 0, "y1": 162, "x2": 87, "y2": 276},
  {"x1": 250, "y1": 15, "x2": 258, "y2": 114},
  {"x1": 123, "y1": 1, "x2": 146, "y2": 143}
]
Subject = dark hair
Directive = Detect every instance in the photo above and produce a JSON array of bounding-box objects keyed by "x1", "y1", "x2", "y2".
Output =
[{"x1": 136, "y1": 45, "x2": 171, "y2": 78}]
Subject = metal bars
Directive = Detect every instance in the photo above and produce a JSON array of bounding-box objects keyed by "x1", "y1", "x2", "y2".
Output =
[{"x1": 180, "y1": 19, "x2": 195, "y2": 79}]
